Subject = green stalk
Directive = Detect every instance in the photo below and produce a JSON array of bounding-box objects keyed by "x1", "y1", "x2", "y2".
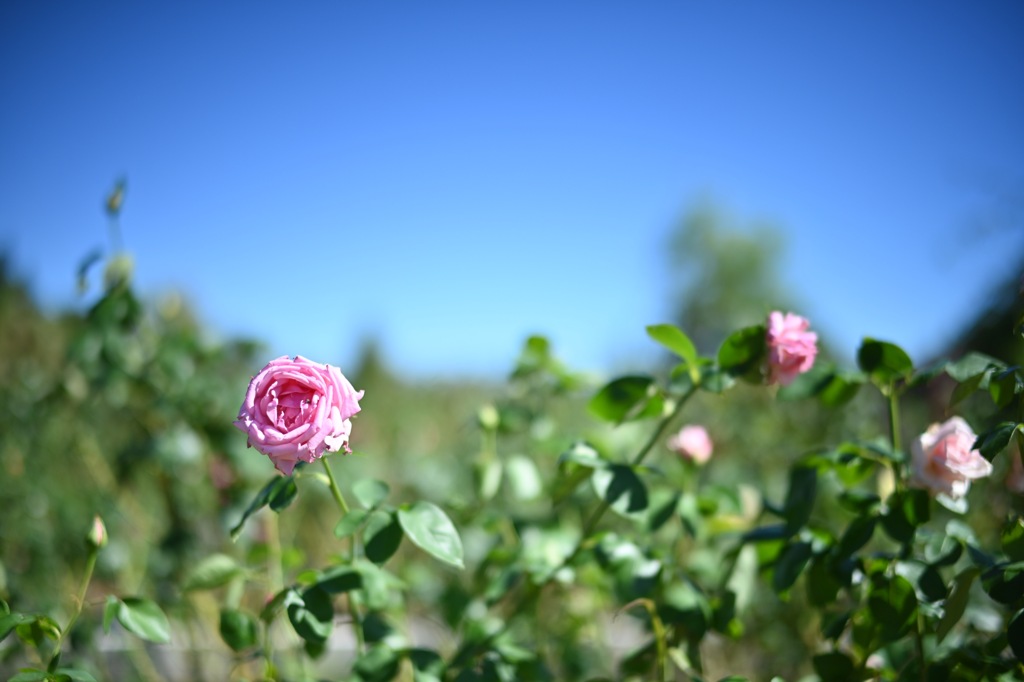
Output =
[
  {"x1": 322, "y1": 457, "x2": 351, "y2": 515},
  {"x1": 321, "y1": 457, "x2": 365, "y2": 653},
  {"x1": 888, "y1": 389, "x2": 902, "y2": 457},
  {"x1": 49, "y1": 548, "x2": 98, "y2": 667}
]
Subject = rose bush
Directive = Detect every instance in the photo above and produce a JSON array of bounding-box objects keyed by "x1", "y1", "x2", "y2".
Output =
[
  {"x1": 666, "y1": 424, "x2": 713, "y2": 464},
  {"x1": 909, "y1": 415, "x2": 993, "y2": 498},
  {"x1": 234, "y1": 355, "x2": 363, "y2": 475},
  {"x1": 765, "y1": 310, "x2": 818, "y2": 385}
]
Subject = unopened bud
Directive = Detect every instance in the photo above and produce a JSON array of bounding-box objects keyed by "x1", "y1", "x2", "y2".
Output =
[
  {"x1": 87, "y1": 515, "x2": 108, "y2": 550},
  {"x1": 477, "y1": 404, "x2": 500, "y2": 431}
]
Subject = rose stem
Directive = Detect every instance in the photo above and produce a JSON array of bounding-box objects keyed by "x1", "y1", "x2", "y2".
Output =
[{"x1": 321, "y1": 457, "x2": 365, "y2": 654}]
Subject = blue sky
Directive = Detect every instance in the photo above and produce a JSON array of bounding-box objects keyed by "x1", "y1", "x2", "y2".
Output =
[{"x1": 2, "y1": 2, "x2": 1022, "y2": 378}]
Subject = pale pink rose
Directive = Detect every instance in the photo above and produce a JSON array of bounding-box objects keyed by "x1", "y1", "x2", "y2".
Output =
[
  {"x1": 909, "y1": 416, "x2": 992, "y2": 499},
  {"x1": 234, "y1": 356, "x2": 364, "y2": 475},
  {"x1": 667, "y1": 425, "x2": 714, "y2": 464},
  {"x1": 765, "y1": 311, "x2": 818, "y2": 386}
]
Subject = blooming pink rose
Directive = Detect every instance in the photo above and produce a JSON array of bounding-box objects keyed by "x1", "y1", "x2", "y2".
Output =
[
  {"x1": 765, "y1": 311, "x2": 818, "y2": 386},
  {"x1": 667, "y1": 425, "x2": 713, "y2": 464},
  {"x1": 909, "y1": 416, "x2": 992, "y2": 499},
  {"x1": 234, "y1": 356, "x2": 364, "y2": 475}
]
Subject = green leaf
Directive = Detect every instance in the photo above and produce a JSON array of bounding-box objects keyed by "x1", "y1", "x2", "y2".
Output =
[
  {"x1": 102, "y1": 596, "x2": 119, "y2": 634},
  {"x1": 974, "y1": 422, "x2": 1019, "y2": 461},
  {"x1": 0, "y1": 612, "x2": 32, "y2": 643},
  {"x1": 782, "y1": 465, "x2": 817, "y2": 535},
  {"x1": 267, "y1": 476, "x2": 298, "y2": 511},
  {"x1": 819, "y1": 372, "x2": 865, "y2": 407},
  {"x1": 219, "y1": 608, "x2": 258, "y2": 652},
  {"x1": 557, "y1": 442, "x2": 607, "y2": 469},
  {"x1": 772, "y1": 541, "x2": 812, "y2": 593},
  {"x1": 588, "y1": 376, "x2": 664, "y2": 423},
  {"x1": 950, "y1": 371, "x2": 986, "y2": 407},
  {"x1": 867, "y1": 574, "x2": 917, "y2": 644},
  {"x1": 946, "y1": 352, "x2": 1003, "y2": 382},
  {"x1": 353, "y1": 479, "x2": 390, "y2": 509},
  {"x1": 407, "y1": 648, "x2": 445, "y2": 682},
  {"x1": 353, "y1": 559, "x2": 407, "y2": 611},
  {"x1": 918, "y1": 565, "x2": 948, "y2": 602},
  {"x1": 117, "y1": 597, "x2": 171, "y2": 644},
  {"x1": 354, "y1": 644, "x2": 401, "y2": 682},
  {"x1": 806, "y1": 556, "x2": 841, "y2": 607},
  {"x1": 717, "y1": 325, "x2": 766, "y2": 381},
  {"x1": 661, "y1": 580, "x2": 711, "y2": 638},
  {"x1": 990, "y1": 368, "x2": 1023, "y2": 408},
  {"x1": 364, "y1": 510, "x2": 404, "y2": 565},
  {"x1": 1003, "y1": 518, "x2": 1024, "y2": 562},
  {"x1": 315, "y1": 566, "x2": 363, "y2": 594},
  {"x1": 775, "y1": 362, "x2": 835, "y2": 401},
  {"x1": 397, "y1": 502, "x2": 465, "y2": 569},
  {"x1": 857, "y1": 338, "x2": 913, "y2": 385},
  {"x1": 646, "y1": 491, "x2": 681, "y2": 532},
  {"x1": 812, "y1": 652, "x2": 856, "y2": 682},
  {"x1": 937, "y1": 565, "x2": 978, "y2": 638},
  {"x1": 334, "y1": 508, "x2": 370, "y2": 539},
  {"x1": 183, "y1": 554, "x2": 243, "y2": 591},
  {"x1": 259, "y1": 588, "x2": 290, "y2": 624},
  {"x1": 881, "y1": 489, "x2": 930, "y2": 544},
  {"x1": 505, "y1": 455, "x2": 542, "y2": 500},
  {"x1": 8, "y1": 670, "x2": 49, "y2": 682},
  {"x1": 230, "y1": 475, "x2": 297, "y2": 540},
  {"x1": 476, "y1": 458, "x2": 502, "y2": 500},
  {"x1": 1009, "y1": 608, "x2": 1024, "y2": 663},
  {"x1": 591, "y1": 465, "x2": 649, "y2": 518},
  {"x1": 835, "y1": 516, "x2": 876, "y2": 559},
  {"x1": 647, "y1": 324, "x2": 700, "y2": 382},
  {"x1": 285, "y1": 587, "x2": 333, "y2": 644},
  {"x1": 837, "y1": 491, "x2": 880, "y2": 515},
  {"x1": 19, "y1": 616, "x2": 64, "y2": 647}
]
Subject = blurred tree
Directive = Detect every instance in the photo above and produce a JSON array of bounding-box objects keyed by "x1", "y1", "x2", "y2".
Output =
[{"x1": 667, "y1": 201, "x2": 794, "y2": 354}]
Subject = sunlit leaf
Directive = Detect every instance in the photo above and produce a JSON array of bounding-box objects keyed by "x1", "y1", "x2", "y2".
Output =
[
  {"x1": 183, "y1": 554, "x2": 243, "y2": 591},
  {"x1": 285, "y1": 587, "x2": 333, "y2": 644},
  {"x1": 116, "y1": 597, "x2": 171, "y2": 644},
  {"x1": 592, "y1": 465, "x2": 649, "y2": 518},
  {"x1": 717, "y1": 325, "x2": 766, "y2": 381},
  {"x1": 353, "y1": 479, "x2": 390, "y2": 509},
  {"x1": 397, "y1": 502, "x2": 465, "y2": 569},
  {"x1": 857, "y1": 338, "x2": 913, "y2": 386}
]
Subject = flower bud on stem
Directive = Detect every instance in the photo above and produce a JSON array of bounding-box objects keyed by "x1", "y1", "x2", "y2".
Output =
[{"x1": 50, "y1": 517, "x2": 105, "y2": 668}]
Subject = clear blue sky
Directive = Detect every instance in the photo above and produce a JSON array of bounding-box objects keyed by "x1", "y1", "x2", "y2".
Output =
[{"x1": 2, "y1": 1, "x2": 1022, "y2": 378}]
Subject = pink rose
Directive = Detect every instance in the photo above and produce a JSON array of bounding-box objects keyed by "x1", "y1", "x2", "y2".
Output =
[
  {"x1": 667, "y1": 425, "x2": 713, "y2": 464},
  {"x1": 234, "y1": 356, "x2": 364, "y2": 475},
  {"x1": 765, "y1": 311, "x2": 818, "y2": 386},
  {"x1": 909, "y1": 416, "x2": 992, "y2": 499}
]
